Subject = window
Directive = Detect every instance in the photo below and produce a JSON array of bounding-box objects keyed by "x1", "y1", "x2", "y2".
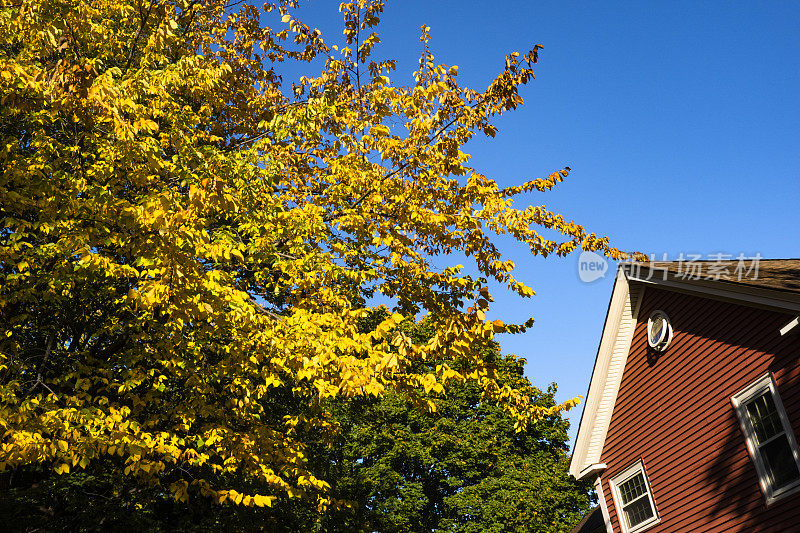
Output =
[
  {"x1": 732, "y1": 373, "x2": 800, "y2": 503},
  {"x1": 610, "y1": 460, "x2": 659, "y2": 533},
  {"x1": 647, "y1": 310, "x2": 673, "y2": 352}
]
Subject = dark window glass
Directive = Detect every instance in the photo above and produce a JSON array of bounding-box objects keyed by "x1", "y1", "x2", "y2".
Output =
[
  {"x1": 618, "y1": 472, "x2": 655, "y2": 528},
  {"x1": 624, "y1": 497, "x2": 655, "y2": 528},
  {"x1": 746, "y1": 394, "x2": 783, "y2": 443},
  {"x1": 761, "y1": 434, "x2": 800, "y2": 489}
]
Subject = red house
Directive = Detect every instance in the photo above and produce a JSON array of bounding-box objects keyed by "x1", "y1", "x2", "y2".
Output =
[{"x1": 569, "y1": 259, "x2": 800, "y2": 532}]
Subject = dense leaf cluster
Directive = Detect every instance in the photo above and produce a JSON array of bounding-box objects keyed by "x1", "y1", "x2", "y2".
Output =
[
  {"x1": 1, "y1": 325, "x2": 593, "y2": 532},
  {"x1": 2, "y1": 0, "x2": 610, "y2": 523}
]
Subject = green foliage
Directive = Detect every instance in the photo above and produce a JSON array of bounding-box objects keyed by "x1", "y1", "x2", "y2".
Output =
[
  {"x1": 311, "y1": 320, "x2": 593, "y2": 532},
  {"x1": 0, "y1": 468, "x2": 311, "y2": 532}
]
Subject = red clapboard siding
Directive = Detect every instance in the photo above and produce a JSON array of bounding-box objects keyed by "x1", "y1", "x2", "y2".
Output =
[{"x1": 599, "y1": 286, "x2": 800, "y2": 532}]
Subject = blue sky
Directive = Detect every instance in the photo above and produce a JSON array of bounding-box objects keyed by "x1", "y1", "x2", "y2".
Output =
[{"x1": 290, "y1": 1, "x2": 800, "y2": 444}]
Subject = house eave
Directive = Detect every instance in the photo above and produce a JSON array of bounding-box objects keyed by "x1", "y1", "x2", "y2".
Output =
[
  {"x1": 578, "y1": 462, "x2": 607, "y2": 480},
  {"x1": 626, "y1": 268, "x2": 800, "y2": 314}
]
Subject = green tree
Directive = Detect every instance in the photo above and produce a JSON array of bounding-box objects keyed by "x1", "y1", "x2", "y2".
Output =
[{"x1": 313, "y1": 319, "x2": 592, "y2": 533}]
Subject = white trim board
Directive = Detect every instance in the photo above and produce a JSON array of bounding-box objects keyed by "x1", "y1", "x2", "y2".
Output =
[
  {"x1": 594, "y1": 476, "x2": 614, "y2": 533},
  {"x1": 626, "y1": 270, "x2": 800, "y2": 314},
  {"x1": 780, "y1": 316, "x2": 800, "y2": 336},
  {"x1": 570, "y1": 269, "x2": 642, "y2": 478}
]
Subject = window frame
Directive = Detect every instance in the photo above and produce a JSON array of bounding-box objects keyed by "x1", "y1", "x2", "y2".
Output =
[
  {"x1": 731, "y1": 372, "x2": 800, "y2": 504},
  {"x1": 609, "y1": 459, "x2": 659, "y2": 533}
]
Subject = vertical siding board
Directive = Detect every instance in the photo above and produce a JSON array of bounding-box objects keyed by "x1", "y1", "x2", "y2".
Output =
[{"x1": 599, "y1": 286, "x2": 800, "y2": 531}]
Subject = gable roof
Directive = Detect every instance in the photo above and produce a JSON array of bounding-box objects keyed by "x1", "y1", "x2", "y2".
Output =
[{"x1": 569, "y1": 259, "x2": 800, "y2": 480}]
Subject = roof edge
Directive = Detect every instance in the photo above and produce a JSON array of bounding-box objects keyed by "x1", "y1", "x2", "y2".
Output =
[{"x1": 626, "y1": 265, "x2": 800, "y2": 313}]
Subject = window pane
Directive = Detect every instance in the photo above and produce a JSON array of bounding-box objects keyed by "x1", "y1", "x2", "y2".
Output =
[
  {"x1": 619, "y1": 473, "x2": 647, "y2": 505},
  {"x1": 760, "y1": 436, "x2": 800, "y2": 490},
  {"x1": 623, "y1": 496, "x2": 655, "y2": 528},
  {"x1": 746, "y1": 393, "x2": 783, "y2": 444},
  {"x1": 649, "y1": 316, "x2": 664, "y2": 342}
]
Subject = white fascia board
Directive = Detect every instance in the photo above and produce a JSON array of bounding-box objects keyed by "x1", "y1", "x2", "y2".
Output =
[
  {"x1": 570, "y1": 268, "x2": 642, "y2": 479},
  {"x1": 626, "y1": 269, "x2": 800, "y2": 313}
]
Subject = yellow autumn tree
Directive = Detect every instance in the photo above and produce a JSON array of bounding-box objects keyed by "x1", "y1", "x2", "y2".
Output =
[{"x1": 0, "y1": 0, "x2": 624, "y2": 511}]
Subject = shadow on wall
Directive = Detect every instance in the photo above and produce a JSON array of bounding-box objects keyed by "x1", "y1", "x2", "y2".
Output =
[
  {"x1": 700, "y1": 317, "x2": 800, "y2": 531},
  {"x1": 630, "y1": 286, "x2": 800, "y2": 530}
]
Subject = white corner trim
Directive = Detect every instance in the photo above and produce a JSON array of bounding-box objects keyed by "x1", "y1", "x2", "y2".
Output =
[
  {"x1": 570, "y1": 268, "x2": 643, "y2": 479},
  {"x1": 594, "y1": 476, "x2": 614, "y2": 533},
  {"x1": 780, "y1": 316, "x2": 800, "y2": 336}
]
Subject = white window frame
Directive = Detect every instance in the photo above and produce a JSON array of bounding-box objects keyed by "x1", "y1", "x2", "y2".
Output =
[
  {"x1": 609, "y1": 459, "x2": 659, "y2": 533},
  {"x1": 731, "y1": 373, "x2": 800, "y2": 504}
]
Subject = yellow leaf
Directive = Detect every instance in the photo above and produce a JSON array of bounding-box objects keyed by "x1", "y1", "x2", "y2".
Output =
[{"x1": 253, "y1": 494, "x2": 275, "y2": 507}]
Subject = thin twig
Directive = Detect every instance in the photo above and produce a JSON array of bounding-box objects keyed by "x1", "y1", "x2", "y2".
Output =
[{"x1": 30, "y1": 333, "x2": 54, "y2": 393}]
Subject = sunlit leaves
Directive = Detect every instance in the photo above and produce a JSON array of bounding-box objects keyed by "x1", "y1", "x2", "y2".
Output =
[{"x1": 0, "y1": 0, "x2": 621, "y2": 514}]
